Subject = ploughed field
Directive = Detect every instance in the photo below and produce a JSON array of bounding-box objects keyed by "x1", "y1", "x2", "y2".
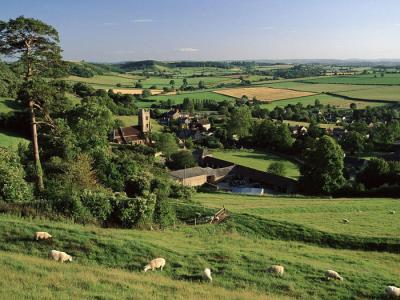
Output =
[{"x1": 1, "y1": 192, "x2": 400, "y2": 299}]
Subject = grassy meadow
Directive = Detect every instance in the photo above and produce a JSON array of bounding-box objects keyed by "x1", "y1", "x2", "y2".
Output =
[
  {"x1": 0, "y1": 209, "x2": 399, "y2": 300},
  {"x1": 301, "y1": 74, "x2": 400, "y2": 85},
  {"x1": 192, "y1": 193, "x2": 400, "y2": 238},
  {"x1": 211, "y1": 150, "x2": 300, "y2": 179},
  {"x1": 259, "y1": 93, "x2": 383, "y2": 109},
  {"x1": 333, "y1": 85, "x2": 400, "y2": 101},
  {"x1": 148, "y1": 91, "x2": 235, "y2": 103}
]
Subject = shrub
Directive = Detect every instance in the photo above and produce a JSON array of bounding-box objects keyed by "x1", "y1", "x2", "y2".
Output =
[
  {"x1": 267, "y1": 162, "x2": 286, "y2": 177},
  {"x1": 170, "y1": 184, "x2": 195, "y2": 200},
  {"x1": 80, "y1": 190, "x2": 112, "y2": 222},
  {"x1": 0, "y1": 147, "x2": 33, "y2": 202}
]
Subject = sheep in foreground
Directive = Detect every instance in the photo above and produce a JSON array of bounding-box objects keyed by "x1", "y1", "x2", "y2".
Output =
[
  {"x1": 389, "y1": 210, "x2": 396, "y2": 215},
  {"x1": 34, "y1": 231, "x2": 52, "y2": 241},
  {"x1": 325, "y1": 270, "x2": 343, "y2": 281},
  {"x1": 385, "y1": 286, "x2": 400, "y2": 298},
  {"x1": 143, "y1": 258, "x2": 166, "y2": 272},
  {"x1": 342, "y1": 219, "x2": 350, "y2": 224},
  {"x1": 49, "y1": 250, "x2": 72, "y2": 263},
  {"x1": 203, "y1": 268, "x2": 212, "y2": 282},
  {"x1": 268, "y1": 265, "x2": 284, "y2": 276}
]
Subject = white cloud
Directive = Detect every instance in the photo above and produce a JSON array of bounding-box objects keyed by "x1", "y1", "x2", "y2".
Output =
[
  {"x1": 177, "y1": 48, "x2": 199, "y2": 52},
  {"x1": 394, "y1": 23, "x2": 400, "y2": 27},
  {"x1": 103, "y1": 22, "x2": 118, "y2": 26},
  {"x1": 114, "y1": 50, "x2": 135, "y2": 55},
  {"x1": 131, "y1": 19, "x2": 154, "y2": 23},
  {"x1": 259, "y1": 26, "x2": 274, "y2": 30}
]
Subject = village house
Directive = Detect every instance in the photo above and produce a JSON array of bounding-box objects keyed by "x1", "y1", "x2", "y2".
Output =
[{"x1": 112, "y1": 109, "x2": 151, "y2": 145}]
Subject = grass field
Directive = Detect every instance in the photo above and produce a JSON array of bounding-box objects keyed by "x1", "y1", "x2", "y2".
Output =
[
  {"x1": 148, "y1": 91, "x2": 235, "y2": 103},
  {"x1": 211, "y1": 150, "x2": 300, "y2": 179},
  {"x1": 0, "y1": 130, "x2": 29, "y2": 149},
  {"x1": 193, "y1": 193, "x2": 400, "y2": 238},
  {"x1": 280, "y1": 120, "x2": 341, "y2": 130},
  {"x1": 259, "y1": 93, "x2": 384, "y2": 109},
  {"x1": 214, "y1": 87, "x2": 315, "y2": 102},
  {"x1": 0, "y1": 194, "x2": 400, "y2": 299},
  {"x1": 113, "y1": 114, "x2": 163, "y2": 132},
  {"x1": 262, "y1": 82, "x2": 379, "y2": 93},
  {"x1": 333, "y1": 85, "x2": 400, "y2": 102},
  {"x1": 0, "y1": 97, "x2": 21, "y2": 113},
  {"x1": 301, "y1": 74, "x2": 400, "y2": 85}
]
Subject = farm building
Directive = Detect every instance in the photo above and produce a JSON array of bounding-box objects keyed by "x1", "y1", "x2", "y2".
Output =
[
  {"x1": 112, "y1": 109, "x2": 151, "y2": 145},
  {"x1": 170, "y1": 166, "x2": 234, "y2": 187},
  {"x1": 170, "y1": 156, "x2": 298, "y2": 193}
]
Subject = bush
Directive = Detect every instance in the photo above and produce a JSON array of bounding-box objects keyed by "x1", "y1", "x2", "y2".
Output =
[
  {"x1": 168, "y1": 150, "x2": 196, "y2": 170},
  {"x1": 170, "y1": 184, "x2": 195, "y2": 200},
  {"x1": 0, "y1": 147, "x2": 33, "y2": 202},
  {"x1": 267, "y1": 162, "x2": 286, "y2": 177},
  {"x1": 80, "y1": 190, "x2": 112, "y2": 222}
]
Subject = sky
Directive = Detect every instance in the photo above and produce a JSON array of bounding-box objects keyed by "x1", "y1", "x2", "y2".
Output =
[{"x1": 2, "y1": 0, "x2": 400, "y2": 62}]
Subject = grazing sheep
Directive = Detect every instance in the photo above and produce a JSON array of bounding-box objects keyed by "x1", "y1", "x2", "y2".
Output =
[
  {"x1": 342, "y1": 219, "x2": 350, "y2": 224},
  {"x1": 325, "y1": 270, "x2": 343, "y2": 281},
  {"x1": 143, "y1": 258, "x2": 166, "y2": 272},
  {"x1": 203, "y1": 268, "x2": 212, "y2": 282},
  {"x1": 267, "y1": 265, "x2": 284, "y2": 276},
  {"x1": 49, "y1": 250, "x2": 72, "y2": 263},
  {"x1": 385, "y1": 286, "x2": 400, "y2": 298},
  {"x1": 34, "y1": 231, "x2": 52, "y2": 241},
  {"x1": 389, "y1": 211, "x2": 396, "y2": 215}
]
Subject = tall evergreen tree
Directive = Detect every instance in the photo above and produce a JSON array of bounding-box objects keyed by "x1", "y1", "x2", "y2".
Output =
[{"x1": 0, "y1": 16, "x2": 62, "y2": 190}]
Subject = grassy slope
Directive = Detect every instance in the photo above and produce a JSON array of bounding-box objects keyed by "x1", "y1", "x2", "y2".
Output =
[
  {"x1": 333, "y1": 85, "x2": 400, "y2": 101},
  {"x1": 0, "y1": 213, "x2": 399, "y2": 299},
  {"x1": 211, "y1": 150, "x2": 300, "y2": 179},
  {"x1": 192, "y1": 193, "x2": 400, "y2": 238}
]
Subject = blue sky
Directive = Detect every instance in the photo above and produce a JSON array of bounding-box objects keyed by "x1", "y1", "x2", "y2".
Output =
[{"x1": 2, "y1": 0, "x2": 400, "y2": 62}]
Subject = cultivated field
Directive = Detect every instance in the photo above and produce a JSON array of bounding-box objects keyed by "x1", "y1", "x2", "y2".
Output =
[
  {"x1": 111, "y1": 88, "x2": 163, "y2": 95},
  {"x1": 211, "y1": 150, "x2": 300, "y2": 179},
  {"x1": 281, "y1": 120, "x2": 341, "y2": 130},
  {"x1": 214, "y1": 87, "x2": 315, "y2": 102}
]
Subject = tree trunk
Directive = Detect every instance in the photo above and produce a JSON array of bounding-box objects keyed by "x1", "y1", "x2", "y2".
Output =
[{"x1": 29, "y1": 100, "x2": 44, "y2": 191}]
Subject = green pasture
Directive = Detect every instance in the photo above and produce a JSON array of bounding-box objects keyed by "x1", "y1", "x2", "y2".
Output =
[
  {"x1": 148, "y1": 91, "x2": 235, "y2": 103},
  {"x1": 301, "y1": 74, "x2": 400, "y2": 85},
  {"x1": 259, "y1": 94, "x2": 383, "y2": 109},
  {"x1": 333, "y1": 85, "x2": 400, "y2": 102},
  {"x1": 211, "y1": 149, "x2": 300, "y2": 179},
  {"x1": 0, "y1": 211, "x2": 399, "y2": 299},
  {"x1": 0, "y1": 130, "x2": 29, "y2": 149},
  {"x1": 193, "y1": 193, "x2": 400, "y2": 239}
]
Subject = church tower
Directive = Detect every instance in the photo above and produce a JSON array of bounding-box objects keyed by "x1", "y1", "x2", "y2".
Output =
[{"x1": 138, "y1": 109, "x2": 151, "y2": 133}]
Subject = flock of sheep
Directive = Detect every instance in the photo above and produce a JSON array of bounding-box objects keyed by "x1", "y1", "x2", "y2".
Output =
[{"x1": 35, "y1": 231, "x2": 400, "y2": 298}]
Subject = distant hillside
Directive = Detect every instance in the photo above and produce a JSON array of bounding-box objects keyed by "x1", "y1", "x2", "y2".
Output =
[
  {"x1": 116, "y1": 60, "x2": 231, "y2": 71},
  {"x1": 66, "y1": 61, "x2": 124, "y2": 78}
]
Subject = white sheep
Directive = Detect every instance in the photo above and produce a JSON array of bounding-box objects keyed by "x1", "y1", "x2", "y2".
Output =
[
  {"x1": 203, "y1": 268, "x2": 212, "y2": 282},
  {"x1": 389, "y1": 211, "x2": 396, "y2": 215},
  {"x1": 342, "y1": 219, "x2": 350, "y2": 224},
  {"x1": 49, "y1": 250, "x2": 72, "y2": 263},
  {"x1": 267, "y1": 265, "x2": 284, "y2": 276},
  {"x1": 385, "y1": 286, "x2": 400, "y2": 298},
  {"x1": 325, "y1": 270, "x2": 343, "y2": 281},
  {"x1": 143, "y1": 258, "x2": 166, "y2": 272},
  {"x1": 34, "y1": 231, "x2": 52, "y2": 241}
]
